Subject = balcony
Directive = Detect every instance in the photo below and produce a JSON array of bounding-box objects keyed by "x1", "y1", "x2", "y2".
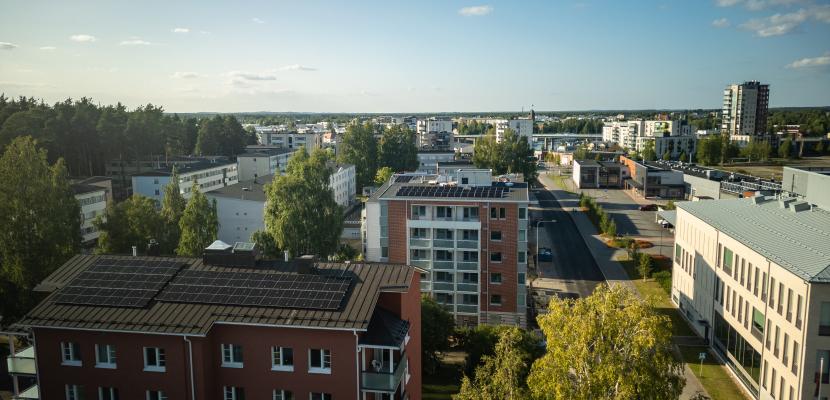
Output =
[
  {"x1": 457, "y1": 240, "x2": 478, "y2": 249},
  {"x1": 456, "y1": 262, "x2": 478, "y2": 271},
  {"x1": 411, "y1": 259, "x2": 431, "y2": 269},
  {"x1": 456, "y1": 304, "x2": 479, "y2": 314},
  {"x1": 433, "y1": 282, "x2": 454, "y2": 291},
  {"x1": 361, "y1": 358, "x2": 407, "y2": 393},
  {"x1": 12, "y1": 384, "x2": 38, "y2": 400},
  {"x1": 433, "y1": 260, "x2": 454, "y2": 269},
  {"x1": 6, "y1": 346, "x2": 36, "y2": 375},
  {"x1": 433, "y1": 239, "x2": 455, "y2": 249},
  {"x1": 456, "y1": 283, "x2": 478, "y2": 292},
  {"x1": 409, "y1": 238, "x2": 431, "y2": 248}
]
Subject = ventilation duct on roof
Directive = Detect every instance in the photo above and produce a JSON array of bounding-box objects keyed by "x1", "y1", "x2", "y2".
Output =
[
  {"x1": 779, "y1": 198, "x2": 797, "y2": 209},
  {"x1": 790, "y1": 201, "x2": 811, "y2": 213}
]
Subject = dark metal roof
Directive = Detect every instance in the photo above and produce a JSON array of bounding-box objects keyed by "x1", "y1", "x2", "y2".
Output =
[
  {"x1": 15, "y1": 255, "x2": 415, "y2": 335},
  {"x1": 359, "y1": 307, "x2": 410, "y2": 348},
  {"x1": 207, "y1": 175, "x2": 274, "y2": 202},
  {"x1": 71, "y1": 183, "x2": 106, "y2": 195}
]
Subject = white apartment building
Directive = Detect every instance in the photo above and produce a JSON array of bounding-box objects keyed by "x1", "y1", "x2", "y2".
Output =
[
  {"x1": 636, "y1": 135, "x2": 698, "y2": 160},
  {"x1": 672, "y1": 196, "x2": 830, "y2": 399},
  {"x1": 722, "y1": 81, "x2": 770, "y2": 141},
  {"x1": 417, "y1": 117, "x2": 453, "y2": 148},
  {"x1": 255, "y1": 126, "x2": 323, "y2": 150},
  {"x1": 497, "y1": 118, "x2": 533, "y2": 140},
  {"x1": 603, "y1": 121, "x2": 642, "y2": 148},
  {"x1": 604, "y1": 119, "x2": 695, "y2": 155},
  {"x1": 132, "y1": 160, "x2": 239, "y2": 205},
  {"x1": 206, "y1": 175, "x2": 273, "y2": 244},
  {"x1": 417, "y1": 150, "x2": 457, "y2": 172},
  {"x1": 236, "y1": 148, "x2": 297, "y2": 181},
  {"x1": 73, "y1": 182, "x2": 109, "y2": 244},
  {"x1": 329, "y1": 163, "x2": 357, "y2": 207}
]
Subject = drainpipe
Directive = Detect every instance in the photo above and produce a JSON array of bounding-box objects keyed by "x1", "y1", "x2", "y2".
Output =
[
  {"x1": 183, "y1": 336, "x2": 196, "y2": 400},
  {"x1": 353, "y1": 330, "x2": 361, "y2": 400}
]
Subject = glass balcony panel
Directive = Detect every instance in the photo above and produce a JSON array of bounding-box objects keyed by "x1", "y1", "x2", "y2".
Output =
[
  {"x1": 456, "y1": 283, "x2": 478, "y2": 292},
  {"x1": 409, "y1": 238, "x2": 431, "y2": 248},
  {"x1": 433, "y1": 282, "x2": 454, "y2": 291},
  {"x1": 411, "y1": 259, "x2": 431, "y2": 268},
  {"x1": 361, "y1": 358, "x2": 407, "y2": 392},
  {"x1": 457, "y1": 240, "x2": 478, "y2": 249},
  {"x1": 456, "y1": 261, "x2": 478, "y2": 271},
  {"x1": 456, "y1": 304, "x2": 479, "y2": 314},
  {"x1": 433, "y1": 260, "x2": 454, "y2": 269},
  {"x1": 433, "y1": 239, "x2": 455, "y2": 248},
  {"x1": 6, "y1": 346, "x2": 36, "y2": 375}
]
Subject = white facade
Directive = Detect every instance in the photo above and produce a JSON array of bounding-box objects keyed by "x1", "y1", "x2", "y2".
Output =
[
  {"x1": 636, "y1": 135, "x2": 698, "y2": 159},
  {"x1": 236, "y1": 149, "x2": 295, "y2": 181},
  {"x1": 256, "y1": 129, "x2": 322, "y2": 150},
  {"x1": 417, "y1": 151, "x2": 456, "y2": 172},
  {"x1": 76, "y1": 189, "x2": 107, "y2": 243},
  {"x1": 132, "y1": 162, "x2": 239, "y2": 205},
  {"x1": 330, "y1": 163, "x2": 356, "y2": 207},
  {"x1": 211, "y1": 195, "x2": 266, "y2": 244},
  {"x1": 722, "y1": 81, "x2": 770, "y2": 140},
  {"x1": 604, "y1": 120, "x2": 694, "y2": 155},
  {"x1": 417, "y1": 117, "x2": 453, "y2": 148}
]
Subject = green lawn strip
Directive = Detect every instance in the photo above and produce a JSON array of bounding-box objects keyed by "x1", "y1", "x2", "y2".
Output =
[
  {"x1": 547, "y1": 173, "x2": 574, "y2": 193},
  {"x1": 423, "y1": 356, "x2": 462, "y2": 399},
  {"x1": 678, "y1": 345, "x2": 751, "y2": 400},
  {"x1": 617, "y1": 257, "x2": 696, "y2": 337}
]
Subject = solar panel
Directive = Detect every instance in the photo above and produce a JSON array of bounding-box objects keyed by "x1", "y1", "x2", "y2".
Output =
[
  {"x1": 395, "y1": 185, "x2": 508, "y2": 198},
  {"x1": 53, "y1": 258, "x2": 185, "y2": 308},
  {"x1": 156, "y1": 270, "x2": 351, "y2": 310}
]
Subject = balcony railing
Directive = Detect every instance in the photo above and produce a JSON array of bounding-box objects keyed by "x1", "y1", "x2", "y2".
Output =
[
  {"x1": 12, "y1": 384, "x2": 38, "y2": 400},
  {"x1": 361, "y1": 358, "x2": 407, "y2": 393},
  {"x1": 6, "y1": 346, "x2": 36, "y2": 375},
  {"x1": 456, "y1": 240, "x2": 478, "y2": 249},
  {"x1": 433, "y1": 260, "x2": 454, "y2": 269},
  {"x1": 456, "y1": 283, "x2": 478, "y2": 292},
  {"x1": 456, "y1": 262, "x2": 478, "y2": 271},
  {"x1": 456, "y1": 304, "x2": 479, "y2": 314},
  {"x1": 411, "y1": 259, "x2": 431, "y2": 268},
  {"x1": 433, "y1": 239, "x2": 455, "y2": 248},
  {"x1": 409, "y1": 238, "x2": 431, "y2": 248},
  {"x1": 433, "y1": 282, "x2": 454, "y2": 291}
]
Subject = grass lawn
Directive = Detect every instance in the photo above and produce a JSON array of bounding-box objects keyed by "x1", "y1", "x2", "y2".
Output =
[
  {"x1": 678, "y1": 345, "x2": 751, "y2": 400},
  {"x1": 548, "y1": 173, "x2": 574, "y2": 193},
  {"x1": 423, "y1": 356, "x2": 463, "y2": 399}
]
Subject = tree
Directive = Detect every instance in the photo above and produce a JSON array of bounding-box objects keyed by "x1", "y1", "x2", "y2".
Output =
[
  {"x1": 573, "y1": 145, "x2": 589, "y2": 160},
  {"x1": 815, "y1": 140, "x2": 826, "y2": 155},
  {"x1": 0, "y1": 137, "x2": 81, "y2": 320},
  {"x1": 528, "y1": 284, "x2": 684, "y2": 399},
  {"x1": 378, "y1": 125, "x2": 418, "y2": 172},
  {"x1": 664, "y1": 200, "x2": 677, "y2": 210},
  {"x1": 678, "y1": 151, "x2": 687, "y2": 163},
  {"x1": 638, "y1": 253, "x2": 653, "y2": 280},
  {"x1": 338, "y1": 122, "x2": 377, "y2": 190},
  {"x1": 641, "y1": 140, "x2": 656, "y2": 161},
  {"x1": 605, "y1": 219, "x2": 617, "y2": 238},
  {"x1": 662, "y1": 150, "x2": 671, "y2": 161},
  {"x1": 695, "y1": 135, "x2": 723, "y2": 166},
  {"x1": 251, "y1": 230, "x2": 280, "y2": 259},
  {"x1": 421, "y1": 295, "x2": 455, "y2": 374},
  {"x1": 472, "y1": 128, "x2": 536, "y2": 180},
  {"x1": 374, "y1": 166, "x2": 394, "y2": 186},
  {"x1": 265, "y1": 147, "x2": 343, "y2": 257},
  {"x1": 176, "y1": 184, "x2": 218, "y2": 256},
  {"x1": 779, "y1": 139, "x2": 793, "y2": 159},
  {"x1": 95, "y1": 195, "x2": 166, "y2": 255},
  {"x1": 159, "y1": 167, "x2": 186, "y2": 253},
  {"x1": 455, "y1": 327, "x2": 531, "y2": 400},
  {"x1": 195, "y1": 115, "x2": 247, "y2": 157}
]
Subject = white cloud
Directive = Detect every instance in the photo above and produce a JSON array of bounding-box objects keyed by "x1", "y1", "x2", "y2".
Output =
[
  {"x1": 0, "y1": 42, "x2": 18, "y2": 50},
  {"x1": 458, "y1": 5, "x2": 493, "y2": 16},
  {"x1": 227, "y1": 71, "x2": 276, "y2": 81},
  {"x1": 278, "y1": 64, "x2": 317, "y2": 71},
  {"x1": 39, "y1": 46, "x2": 56, "y2": 50},
  {"x1": 119, "y1": 38, "x2": 152, "y2": 46},
  {"x1": 716, "y1": 0, "x2": 805, "y2": 9},
  {"x1": 813, "y1": 4, "x2": 830, "y2": 23},
  {"x1": 712, "y1": 18, "x2": 731, "y2": 28},
  {"x1": 715, "y1": 0, "x2": 742, "y2": 6},
  {"x1": 172, "y1": 71, "x2": 205, "y2": 79},
  {"x1": 786, "y1": 52, "x2": 830, "y2": 68},
  {"x1": 70, "y1": 34, "x2": 97, "y2": 43},
  {"x1": 252, "y1": 17, "x2": 265, "y2": 24},
  {"x1": 172, "y1": 27, "x2": 190, "y2": 33},
  {"x1": 740, "y1": 9, "x2": 808, "y2": 36}
]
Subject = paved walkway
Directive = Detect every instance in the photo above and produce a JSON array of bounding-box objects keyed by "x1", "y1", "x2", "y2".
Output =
[{"x1": 538, "y1": 173, "x2": 710, "y2": 400}]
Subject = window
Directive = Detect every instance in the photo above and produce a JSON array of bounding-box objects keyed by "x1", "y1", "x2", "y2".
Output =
[
  {"x1": 271, "y1": 347, "x2": 294, "y2": 371},
  {"x1": 500, "y1": 208, "x2": 506, "y2": 219},
  {"x1": 490, "y1": 231, "x2": 502, "y2": 241},
  {"x1": 761, "y1": 272, "x2": 768, "y2": 300},
  {"x1": 434, "y1": 250, "x2": 453, "y2": 261},
  {"x1": 786, "y1": 289, "x2": 793, "y2": 322},
  {"x1": 753, "y1": 267, "x2": 759, "y2": 296},
  {"x1": 819, "y1": 350, "x2": 830, "y2": 384},
  {"x1": 222, "y1": 344, "x2": 244, "y2": 368},
  {"x1": 310, "y1": 394, "x2": 331, "y2": 400},
  {"x1": 98, "y1": 387, "x2": 119, "y2": 400},
  {"x1": 411, "y1": 205, "x2": 426, "y2": 218},
  {"x1": 518, "y1": 207, "x2": 527, "y2": 219},
  {"x1": 61, "y1": 342, "x2": 82, "y2": 366},
  {"x1": 460, "y1": 272, "x2": 478, "y2": 284},
  {"x1": 820, "y1": 302, "x2": 830, "y2": 336},
  {"x1": 435, "y1": 271, "x2": 453, "y2": 282},
  {"x1": 144, "y1": 347, "x2": 166, "y2": 372},
  {"x1": 722, "y1": 247, "x2": 733, "y2": 274},
  {"x1": 490, "y1": 273, "x2": 502, "y2": 284},
  {"x1": 146, "y1": 391, "x2": 168, "y2": 400},
  {"x1": 410, "y1": 228, "x2": 427, "y2": 238},
  {"x1": 490, "y1": 252, "x2": 502, "y2": 262},
  {"x1": 783, "y1": 334, "x2": 789, "y2": 366},
  {"x1": 752, "y1": 308, "x2": 764, "y2": 333},
  {"x1": 462, "y1": 207, "x2": 479, "y2": 220},
  {"x1": 95, "y1": 344, "x2": 116, "y2": 368},
  {"x1": 490, "y1": 294, "x2": 502, "y2": 306},
  {"x1": 435, "y1": 229, "x2": 453, "y2": 240},
  {"x1": 518, "y1": 273, "x2": 526, "y2": 285},
  {"x1": 796, "y1": 295, "x2": 803, "y2": 329},
  {"x1": 769, "y1": 277, "x2": 776, "y2": 308},
  {"x1": 436, "y1": 206, "x2": 453, "y2": 219},
  {"x1": 66, "y1": 384, "x2": 82, "y2": 400},
  {"x1": 224, "y1": 386, "x2": 245, "y2": 400},
  {"x1": 770, "y1": 368, "x2": 777, "y2": 397},
  {"x1": 518, "y1": 251, "x2": 526, "y2": 263},
  {"x1": 309, "y1": 349, "x2": 331, "y2": 373},
  {"x1": 792, "y1": 341, "x2": 800, "y2": 375},
  {"x1": 777, "y1": 283, "x2": 784, "y2": 315},
  {"x1": 490, "y1": 207, "x2": 506, "y2": 219},
  {"x1": 461, "y1": 230, "x2": 478, "y2": 241},
  {"x1": 518, "y1": 229, "x2": 526, "y2": 241},
  {"x1": 774, "y1": 326, "x2": 780, "y2": 357},
  {"x1": 273, "y1": 390, "x2": 293, "y2": 400},
  {"x1": 462, "y1": 251, "x2": 478, "y2": 262}
]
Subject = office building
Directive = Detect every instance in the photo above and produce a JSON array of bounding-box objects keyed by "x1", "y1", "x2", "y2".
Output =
[
  {"x1": 619, "y1": 156, "x2": 685, "y2": 199},
  {"x1": 722, "y1": 81, "x2": 770, "y2": 142},
  {"x1": 572, "y1": 160, "x2": 628, "y2": 189},
  {"x1": 671, "y1": 195, "x2": 830, "y2": 399},
  {"x1": 236, "y1": 148, "x2": 297, "y2": 181},
  {"x1": 363, "y1": 170, "x2": 530, "y2": 327},
  {"x1": 132, "y1": 160, "x2": 239, "y2": 205},
  {"x1": 9, "y1": 249, "x2": 421, "y2": 400}
]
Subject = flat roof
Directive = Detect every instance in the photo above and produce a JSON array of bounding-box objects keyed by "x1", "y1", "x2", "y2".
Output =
[
  {"x1": 16, "y1": 255, "x2": 415, "y2": 335},
  {"x1": 134, "y1": 160, "x2": 237, "y2": 177},
  {"x1": 71, "y1": 183, "x2": 106, "y2": 195},
  {"x1": 574, "y1": 159, "x2": 601, "y2": 167},
  {"x1": 207, "y1": 175, "x2": 274, "y2": 202},
  {"x1": 371, "y1": 181, "x2": 529, "y2": 202},
  {"x1": 238, "y1": 148, "x2": 297, "y2": 157},
  {"x1": 678, "y1": 197, "x2": 830, "y2": 283}
]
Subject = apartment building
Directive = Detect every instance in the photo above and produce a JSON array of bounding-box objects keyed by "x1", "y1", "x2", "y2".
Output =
[
  {"x1": 206, "y1": 175, "x2": 273, "y2": 243},
  {"x1": 71, "y1": 177, "x2": 112, "y2": 245},
  {"x1": 722, "y1": 81, "x2": 770, "y2": 142},
  {"x1": 635, "y1": 135, "x2": 698, "y2": 160},
  {"x1": 132, "y1": 160, "x2": 238, "y2": 205},
  {"x1": 417, "y1": 150, "x2": 457, "y2": 173},
  {"x1": 105, "y1": 156, "x2": 230, "y2": 200},
  {"x1": 671, "y1": 196, "x2": 830, "y2": 399},
  {"x1": 9, "y1": 248, "x2": 421, "y2": 400},
  {"x1": 363, "y1": 170, "x2": 530, "y2": 327},
  {"x1": 329, "y1": 163, "x2": 357, "y2": 208},
  {"x1": 255, "y1": 126, "x2": 323, "y2": 150},
  {"x1": 236, "y1": 148, "x2": 297, "y2": 181},
  {"x1": 416, "y1": 117, "x2": 453, "y2": 148},
  {"x1": 603, "y1": 120, "x2": 695, "y2": 156}
]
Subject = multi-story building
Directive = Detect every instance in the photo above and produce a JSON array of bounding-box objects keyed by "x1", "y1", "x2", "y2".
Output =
[
  {"x1": 671, "y1": 195, "x2": 830, "y2": 400},
  {"x1": 416, "y1": 117, "x2": 453, "y2": 148},
  {"x1": 105, "y1": 156, "x2": 230, "y2": 200},
  {"x1": 619, "y1": 156, "x2": 685, "y2": 199},
  {"x1": 207, "y1": 175, "x2": 274, "y2": 243},
  {"x1": 10, "y1": 248, "x2": 421, "y2": 400},
  {"x1": 132, "y1": 160, "x2": 239, "y2": 205},
  {"x1": 781, "y1": 166, "x2": 830, "y2": 210},
  {"x1": 236, "y1": 148, "x2": 297, "y2": 181},
  {"x1": 255, "y1": 126, "x2": 323, "y2": 150},
  {"x1": 572, "y1": 160, "x2": 628, "y2": 189},
  {"x1": 363, "y1": 170, "x2": 530, "y2": 327},
  {"x1": 329, "y1": 163, "x2": 357, "y2": 208},
  {"x1": 636, "y1": 135, "x2": 698, "y2": 160},
  {"x1": 417, "y1": 150, "x2": 457, "y2": 173},
  {"x1": 72, "y1": 177, "x2": 111, "y2": 245},
  {"x1": 722, "y1": 81, "x2": 770, "y2": 142},
  {"x1": 602, "y1": 121, "x2": 641, "y2": 146},
  {"x1": 604, "y1": 120, "x2": 695, "y2": 156}
]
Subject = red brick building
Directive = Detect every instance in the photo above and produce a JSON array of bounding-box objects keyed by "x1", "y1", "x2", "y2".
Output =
[{"x1": 11, "y1": 247, "x2": 420, "y2": 400}]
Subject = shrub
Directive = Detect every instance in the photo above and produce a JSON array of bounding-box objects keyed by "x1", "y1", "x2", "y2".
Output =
[
  {"x1": 638, "y1": 253, "x2": 652, "y2": 280},
  {"x1": 653, "y1": 271, "x2": 672, "y2": 294}
]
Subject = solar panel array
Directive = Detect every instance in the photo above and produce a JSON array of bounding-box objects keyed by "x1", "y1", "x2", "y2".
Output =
[
  {"x1": 396, "y1": 185, "x2": 508, "y2": 198},
  {"x1": 394, "y1": 175, "x2": 416, "y2": 183},
  {"x1": 156, "y1": 270, "x2": 351, "y2": 310},
  {"x1": 54, "y1": 258, "x2": 185, "y2": 308}
]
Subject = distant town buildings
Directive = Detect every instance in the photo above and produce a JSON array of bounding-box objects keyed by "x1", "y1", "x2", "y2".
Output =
[
  {"x1": 236, "y1": 148, "x2": 297, "y2": 181},
  {"x1": 602, "y1": 119, "x2": 695, "y2": 158},
  {"x1": 417, "y1": 149, "x2": 457, "y2": 173},
  {"x1": 328, "y1": 162, "x2": 357, "y2": 208},
  {"x1": 417, "y1": 116, "x2": 453, "y2": 148},
  {"x1": 105, "y1": 155, "x2": 230, "y2": 200},
  {"x1": 722, "y1": 80, "x2": 770, "y2": 143},
  {"x1": 131, "y1": 160, "x2": 239, "y2": 205},
  {"x1": 619, "y1": 156, "x2": 685, "y2": 199},
  {"x1": 255, "y1": 125, "x2": 323, "y2": 150}
]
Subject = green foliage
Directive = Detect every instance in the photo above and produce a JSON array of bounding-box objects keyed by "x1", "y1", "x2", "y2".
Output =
[
  {"x1": 664, "y1": 200, "x2": 677, "y2": 210},
  {"x1": 641, "y1": 140, "x2": 656, "y2": 161},
  {"x1": 338, "y1": 122, "x2": 378, "y2": 190},
  {"x1": 767, "y1": 109, "x2": 830, "y2": 136},
  {"x1": 472, "y1": 128, "x2": 536, "y2": 180},
  {"x1": 374, "y1": 166, "x2": 394, "y2": 186},
  {"x1": 740, "y1": 140, "x2": 771, "y2": 162},
  {"x1": 250, "y1": 230, "x2": 281, "y2": 259},
  {"x1": 265, "y1": 147, "x2": 343, "y2": 257},
  {"x1": 456, "y1": 325, "x2": 543, "y2": 376},
  {"x1": 529, "y1": 284, "x2": 684, "y2": 399},
  {"x1": 653, "y1": 270, "x2": 673, "y2": 294},
  {"x1": 176, "y1": 185, "x2": 218, "y2": 257},
  {"x1": 573, "y1": 145, "x2": 589, "y2": 160},
  {"x1": 815, "y1": 140, "x2": 826, "y2": 154},
  {"x1": 455, "y1": 327, "x2": 532, "y2": 400},
  {"x1": 678, "y1": 151, "x2": 688, "y2": 163},
  {"x1": 422, "y1": 295, "x2": 455, "y2": 374},
  {"x1": 457, "y1": 120, "x2": 492, "y2": 135},
  {"x1": 539, "y1": 118, "x2": 604, "y2": 134},
  {"x1": 662, "y1": 150, "x2": 671, "y2": 161},
  {"x1": 95, "y1": 195, "x2": 166, "y2": 254},
  {"x1": 778, "y1": 139, "x2": 793, "y2": 159},
  {"x1": 0, "y1": 136, "x2": 81, "y2": 320},
  {"x1": 332, "y1": 244, "x2": 359, "y2": 261},
  {"x1": 696, "y1": 135, "x2": 723, "y2": 166},
  {"x1": 638, "y1": 253, "x2": 653, "y2": 280},
  {"x1": 605, "y1": 219, "x2": 617, "y2": 238},
  {"x1": 159, "y1": 167, "x2": 186, "y2": 253},
  {"x1": 195, "y1": 115, "x2": 248, "y2": 157},
  {"x1": 378, "y1": 125, "x2": 418, "y2": 172}
]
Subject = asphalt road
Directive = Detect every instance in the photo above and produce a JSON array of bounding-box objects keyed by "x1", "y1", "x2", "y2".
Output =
[{"x1": 531, "y1": 188, "x2": 604, "y2": 299}]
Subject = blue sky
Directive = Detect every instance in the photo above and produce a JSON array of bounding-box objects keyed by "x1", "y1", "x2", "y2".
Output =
[{"x1": 0, "y1": 0, "x2": 828, "y2": 112}]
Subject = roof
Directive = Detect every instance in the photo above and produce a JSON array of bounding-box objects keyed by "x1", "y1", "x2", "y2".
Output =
[
  {"x1": 16, "y1": 255, "x2": 415, "y2": 335},
  {"x1": 207, "y1": 175, "x2": 274, "y2": 202},
  {"x1": 371, "y1": 181, "x2": 529, "y2": 202},
  {"x1": 359, "y1": 307, "x2": 410, "y2": 348},
  {"x1": 238, "y1": 148, "x2": 296, "y2": 157},
  {"x1": 344, "y1": 203, "x2": 363, "y2": 225},
  {"x1": 71, "y1": 183, "x2": 106, "y2": 195},
  {"x1": 657, "y1": 209, "x2": 677, "y2": 226},
  {"x1": 678, "y1": 197, "x2": 830, "y2": 283},
  {"x1": 574, "y1": 159, "x2": 601, "y2": 167},
  {"x1": 134, "y1": 160, "x2": 237, "y2": 177}
]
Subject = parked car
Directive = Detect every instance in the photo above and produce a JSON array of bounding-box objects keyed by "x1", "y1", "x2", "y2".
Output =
[
  {"x1": 538, "y1": 247, "x2": 553, "y2": 262},
  {"x1": 639, "y1": 204, "x2": 658, "y2": 211}
]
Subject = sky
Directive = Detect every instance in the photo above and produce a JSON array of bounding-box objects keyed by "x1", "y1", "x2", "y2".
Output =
[{"x1": 0, "y1": 0, "x2": 829, "y2": 113}]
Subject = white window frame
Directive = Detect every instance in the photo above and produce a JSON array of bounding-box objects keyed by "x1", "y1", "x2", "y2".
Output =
[
  {"x1": 222, "y1": 344, "x2": 244, "y2": 368},
  {"x1": 309, "y1": 394, "x2": 332, "y2": 400},
  {"x1": 95, "y1": 344, "x2": 117, "y2": 369},
  {"x1": 61, "y1": 342, "x2": 82, "y2": 366},
  {"x1": 98, "y1": 386, "x2": 118, "y2": 400},
  {"x1": 224, "y1": 386, "x2": 244, "y2": 400},
  {"x1": 146, "y1": 390, "x2": 168, "y2": 400},
  {"x1": 308, "y1": 348, "x2": 332, "y2": 374},
  {"x1": 66, "y1": 384, "x2": 81, "y2": 400},
  {"x1": 273, "y1": 389, "x2": 292, "y2": 400},
  {"x1": 271, "y1": 346, "x2": 294, "y2": 372},
  {"x1": 143, "y1": 347, "x2": 166, "y2": 372}
]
